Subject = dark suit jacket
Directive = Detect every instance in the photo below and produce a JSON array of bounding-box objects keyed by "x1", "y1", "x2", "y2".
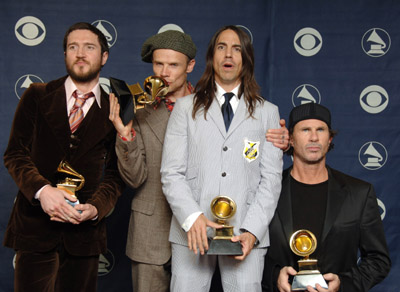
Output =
[
  {"x1": 3, "y1": 76, "x2": 124, "y2": 257},
  {"x1": 116, "y1": 103, "x2": 172, "y2": 265},
  {"x1": 262, "y1": 166, "x2": 391, "y2": 292}
]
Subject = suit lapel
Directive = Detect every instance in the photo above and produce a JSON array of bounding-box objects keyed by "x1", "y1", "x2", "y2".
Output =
[
  {"x1": 40, "y1": 79, "x2": 70, "y2": 158},
  {"x1": 70, "y1": 91, "x2": 113, "y2": 161},
  {"x1": 207, "y1": 95, "x2": 247, "y2": 138},
  {"x1": 144, "y1": 104, "x2": 169, "y2": 144},
  {"x1": 226, "y1": 96, "x2": 247, "y2": 137},
  {"x1": 278, "y1": 169, "x2": 294, "y2": 243},
  {"x1": 208, "y1": 97, "x2": 228, "y2": 137},
  {"x1": 321, "y1": 167, "x2": 347, "y2": 243}
]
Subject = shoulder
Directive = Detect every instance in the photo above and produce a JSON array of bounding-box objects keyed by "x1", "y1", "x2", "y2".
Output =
[
  {"x1": 328, "y1": 166, "x2": 374, "y2": 192},
  {"x1": 257, "y1": 96, "x2": 279, "y2": 113},
  {"x1": 174, "y1": 94, "x2": 195, "y2": 111},
  {"x1": 20, "y1": 76, "x2": 66, "y2": 104}
]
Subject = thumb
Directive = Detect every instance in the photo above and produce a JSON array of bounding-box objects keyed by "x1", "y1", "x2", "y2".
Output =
[
  {"x1": 206, "y1": 219, "x2": 223, "y2": 229},
  {"x1": 231, "y1": 235, "x2": 241, "y2": 242},
  {"x1": 287, "y1": 266, "x2": 298, "y2": 276},
  {"x1": 280, "y1": 118, "x2": 286, "y2": 128}
]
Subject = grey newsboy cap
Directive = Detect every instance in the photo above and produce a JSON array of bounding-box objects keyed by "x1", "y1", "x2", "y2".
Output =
[
  {"x1": 141, "y1": 30, "x2": 197, "y2": 63},
  {"x1": 289, "y1": 103, "x2": 332, "y2": 129}
]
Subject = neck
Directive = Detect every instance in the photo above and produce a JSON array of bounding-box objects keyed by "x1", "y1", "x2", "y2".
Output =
[
  {"x1": 166, "y1": 82, "x2": 190, "y2": 102},
  {"x1": 290, "y1": 158, "x2": 328, "y2": 184},
  {"x1": 72, "y1": 77, "x2": 99, "y2": 94},
  {"x1": 215, "y1": 79, "x2": 240, "y2": 93}
]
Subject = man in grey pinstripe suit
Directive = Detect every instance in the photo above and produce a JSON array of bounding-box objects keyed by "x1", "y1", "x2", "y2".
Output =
[{"x1": 161, "y1": 25, "x2": 283, "y2": 292}]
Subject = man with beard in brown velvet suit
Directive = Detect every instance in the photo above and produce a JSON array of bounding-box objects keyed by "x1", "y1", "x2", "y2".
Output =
[{"x1": 3, "y1": 22, "x2": 124, "y2": 292}]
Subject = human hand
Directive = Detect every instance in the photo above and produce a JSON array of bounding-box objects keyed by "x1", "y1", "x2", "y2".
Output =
[
  {"x1": 74, "y1": 203, "x2": 98, "y2": 222},
  {"x1": 277, "y1": 266, "x2": 297, "y2": 292},
  {"x1": 187, "y1": 214, "x2": 222, "y2": 255},
  {"x1": 39, "y1": 185, "x2": 82, "y2": 224},
  {"x1": 231, "y1": 231, "x2": 257, "y2": 260},
  {"x1": 306, "y1": 273, "x2": 340, "y2": 292},
  {"x1": 266, "y1": 119, "x2": 289, "y2": 151},
  {"x1": 109, "y1": 93, "x2": 134, "y2": 140}
]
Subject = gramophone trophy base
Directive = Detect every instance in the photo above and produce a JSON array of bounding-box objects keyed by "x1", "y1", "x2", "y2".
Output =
[
  {"x1": 292, "y1": 272, "x2": 328, "y2": 291},
  {"x1": 207, "y1": 239, "x2": 243, "y2": 256}
]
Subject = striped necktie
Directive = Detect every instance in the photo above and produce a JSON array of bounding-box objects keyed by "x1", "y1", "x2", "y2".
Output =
[{"x1": 69, "y1": 90, "x2": 94, "y2": 133}]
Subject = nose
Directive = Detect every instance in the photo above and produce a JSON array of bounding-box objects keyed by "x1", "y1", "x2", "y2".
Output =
[
  {"x1": 160, "y1": 65, "x2": 169, "y2": 77},
  {"x1": 310, "y1": 130, "x2": 319, "y2": 141},
  {"x1": 76, "y1": 46, "x2": 85, "y2": 57},
  {"x1": 225, "y1": 48, "x2": 232, "y2": 58}
]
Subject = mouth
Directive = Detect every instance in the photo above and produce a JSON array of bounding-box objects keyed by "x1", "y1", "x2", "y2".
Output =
[
  {"x1": 75, "y1": 59, "x2": 88, "y2": 66},
  {"x1": 306, "y1": 144, "x2": 322, "y2": 152},
  {"x1": 223, "y1": 62, "x2": 234, "y2": 69}
]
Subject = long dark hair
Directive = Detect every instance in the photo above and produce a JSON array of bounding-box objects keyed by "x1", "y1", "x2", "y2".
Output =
[{"x1": 192, "y1": 25, "x2": 263, "y2": 119}]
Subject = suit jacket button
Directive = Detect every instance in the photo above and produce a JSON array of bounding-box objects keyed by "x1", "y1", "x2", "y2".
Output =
[
  {"x1": 223, "y1": 146, "x2": 228, "y2": 151},
  {"x1": 221, "y1": 172, "x2": 226, "y2": 177}
]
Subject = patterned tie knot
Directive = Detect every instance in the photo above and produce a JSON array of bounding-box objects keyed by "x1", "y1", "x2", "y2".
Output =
[{"x1": 72, "y1": 90, "x2": 94, "y2": 109}]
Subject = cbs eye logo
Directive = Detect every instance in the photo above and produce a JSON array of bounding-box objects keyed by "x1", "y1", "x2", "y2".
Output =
[
  {"x1": 15, "y1": 16, "x2": 46, "y2": 46},
  {"x1": 359, "y1": 85, "x2": 388, "y2": 114},
  {"x1": 294, "y1": 27, "x2": 322, "y2": 57}
]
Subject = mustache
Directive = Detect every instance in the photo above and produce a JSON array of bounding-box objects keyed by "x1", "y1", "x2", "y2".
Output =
[
  {"x1": 306, "y1": 143, "x2": 322, "y2": 149},
  {"x1": 74, "y1": 58, "x2": 89, "y2": 65}
]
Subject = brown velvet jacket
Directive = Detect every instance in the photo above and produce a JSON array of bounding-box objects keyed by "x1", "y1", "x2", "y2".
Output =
[{"x1": 3, "y1": 76, "x2": 124, "y2": 256}]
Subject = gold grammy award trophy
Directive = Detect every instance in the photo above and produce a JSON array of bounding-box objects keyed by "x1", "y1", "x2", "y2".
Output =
[
  {"x1": 206, "y1": 196, "x2": 243, "y2": 255},
  {"x1": 289, "y1": 229, "x2": 328, "y2": 291},
  {"x1": 56, "y1": 160, "x2": 85, "y2": 211},
  {"x1": 109, "y1": 76, "x2": 169, "y2": 125}
]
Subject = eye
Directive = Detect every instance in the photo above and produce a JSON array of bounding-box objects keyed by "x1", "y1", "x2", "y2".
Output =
[
  {"x1": 15, "y1": 16, "x2": 46, "y2": 46},
  {"x1": 294, "y1": 28, "x2": 323, "y2": 57},
  {"x1": 359, "y1": 85, "x2": 388, "y2": 114}
]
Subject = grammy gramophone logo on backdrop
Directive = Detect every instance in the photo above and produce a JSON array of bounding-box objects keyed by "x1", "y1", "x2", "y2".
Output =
[
  {"x1": 358, "y1": 141, "x2": 388, "y2": 170},
  {"x1": 362, "y1": 28, "x2": 391, "y2": 57},
  {"x1": 92, "y1": 20, "x2": 117, "y2": 48},
  {"x1": 292, "y1": 84, "x2": 321, "y2": 107},
  {"x1": 14, "y1": 74, "x2": 44, "y2": 99}
]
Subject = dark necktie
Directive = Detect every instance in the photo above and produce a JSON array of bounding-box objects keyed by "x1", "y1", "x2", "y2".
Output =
[{"x1": 221, "y1": 92, "x2": 234, "y2": 131}]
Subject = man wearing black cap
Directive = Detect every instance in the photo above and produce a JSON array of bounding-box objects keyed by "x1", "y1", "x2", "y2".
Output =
[
  {"x1": 262, "y1": 103, "x2": 391, "y2": 292},
  {"x1": 108, "y1": 29, "x2": 197, "y2": 292}
]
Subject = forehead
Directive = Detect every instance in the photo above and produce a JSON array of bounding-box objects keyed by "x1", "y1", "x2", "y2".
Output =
[
  {"x1": 215, "y1": 29, "x2": 241, "y2": 45},
  {"x1": 152, "y1": 49, "x2": 188, "y2": 63},
  {"x1": 67, "y1": 29, "x2": 99, "y2": 44},
  {"x1": 294, "y1": 119, "x2": 329, "y2": 129}
]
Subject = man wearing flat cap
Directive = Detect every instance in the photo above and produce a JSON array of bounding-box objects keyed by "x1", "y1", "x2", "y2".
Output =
[
  {"x1": 108, "y1": 29, "x2": 197, "y2": 292},
  {"x1": 262, "y1": 103, "x2": 391, "y2": 292}
]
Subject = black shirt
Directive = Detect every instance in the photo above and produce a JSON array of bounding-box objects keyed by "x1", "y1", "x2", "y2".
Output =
[{"x1": 291, "y1": 175, "x2": 328, "y2": 257}]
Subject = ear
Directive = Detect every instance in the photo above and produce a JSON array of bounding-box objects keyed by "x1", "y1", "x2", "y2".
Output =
[
  {"x1": 101, "y1": 51, "x2": 109, "y2": 66},
  {"x1": 186, "y1": 59, "x2": 196, "y2": 73}
]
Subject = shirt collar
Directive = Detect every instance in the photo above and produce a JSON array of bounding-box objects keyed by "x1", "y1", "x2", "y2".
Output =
[
  {"x1": 215, "y1": 82, "x2": 240, "y2": 106},
  {"x1": 65, "y1": 76, "x2": 102, "y2": 108}
]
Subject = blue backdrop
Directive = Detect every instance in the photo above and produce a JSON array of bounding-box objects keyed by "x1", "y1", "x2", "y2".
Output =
[{"x1": 0, "y1": 0, "x2": 398, "y2": 291}]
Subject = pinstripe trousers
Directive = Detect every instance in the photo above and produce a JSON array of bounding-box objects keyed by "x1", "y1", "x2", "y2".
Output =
[{"x1": 170, "y1": 243, "x2": 267, "y2": 292}]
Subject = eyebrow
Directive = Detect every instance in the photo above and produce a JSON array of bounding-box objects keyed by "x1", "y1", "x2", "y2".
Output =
[{"x1": 216, "y1": 42, "x2": 241, "y2": 48}]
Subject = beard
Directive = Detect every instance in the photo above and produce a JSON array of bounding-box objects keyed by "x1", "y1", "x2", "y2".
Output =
[{"x1": 66, "y1": 59, "x2": 102, "y2": 83}]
